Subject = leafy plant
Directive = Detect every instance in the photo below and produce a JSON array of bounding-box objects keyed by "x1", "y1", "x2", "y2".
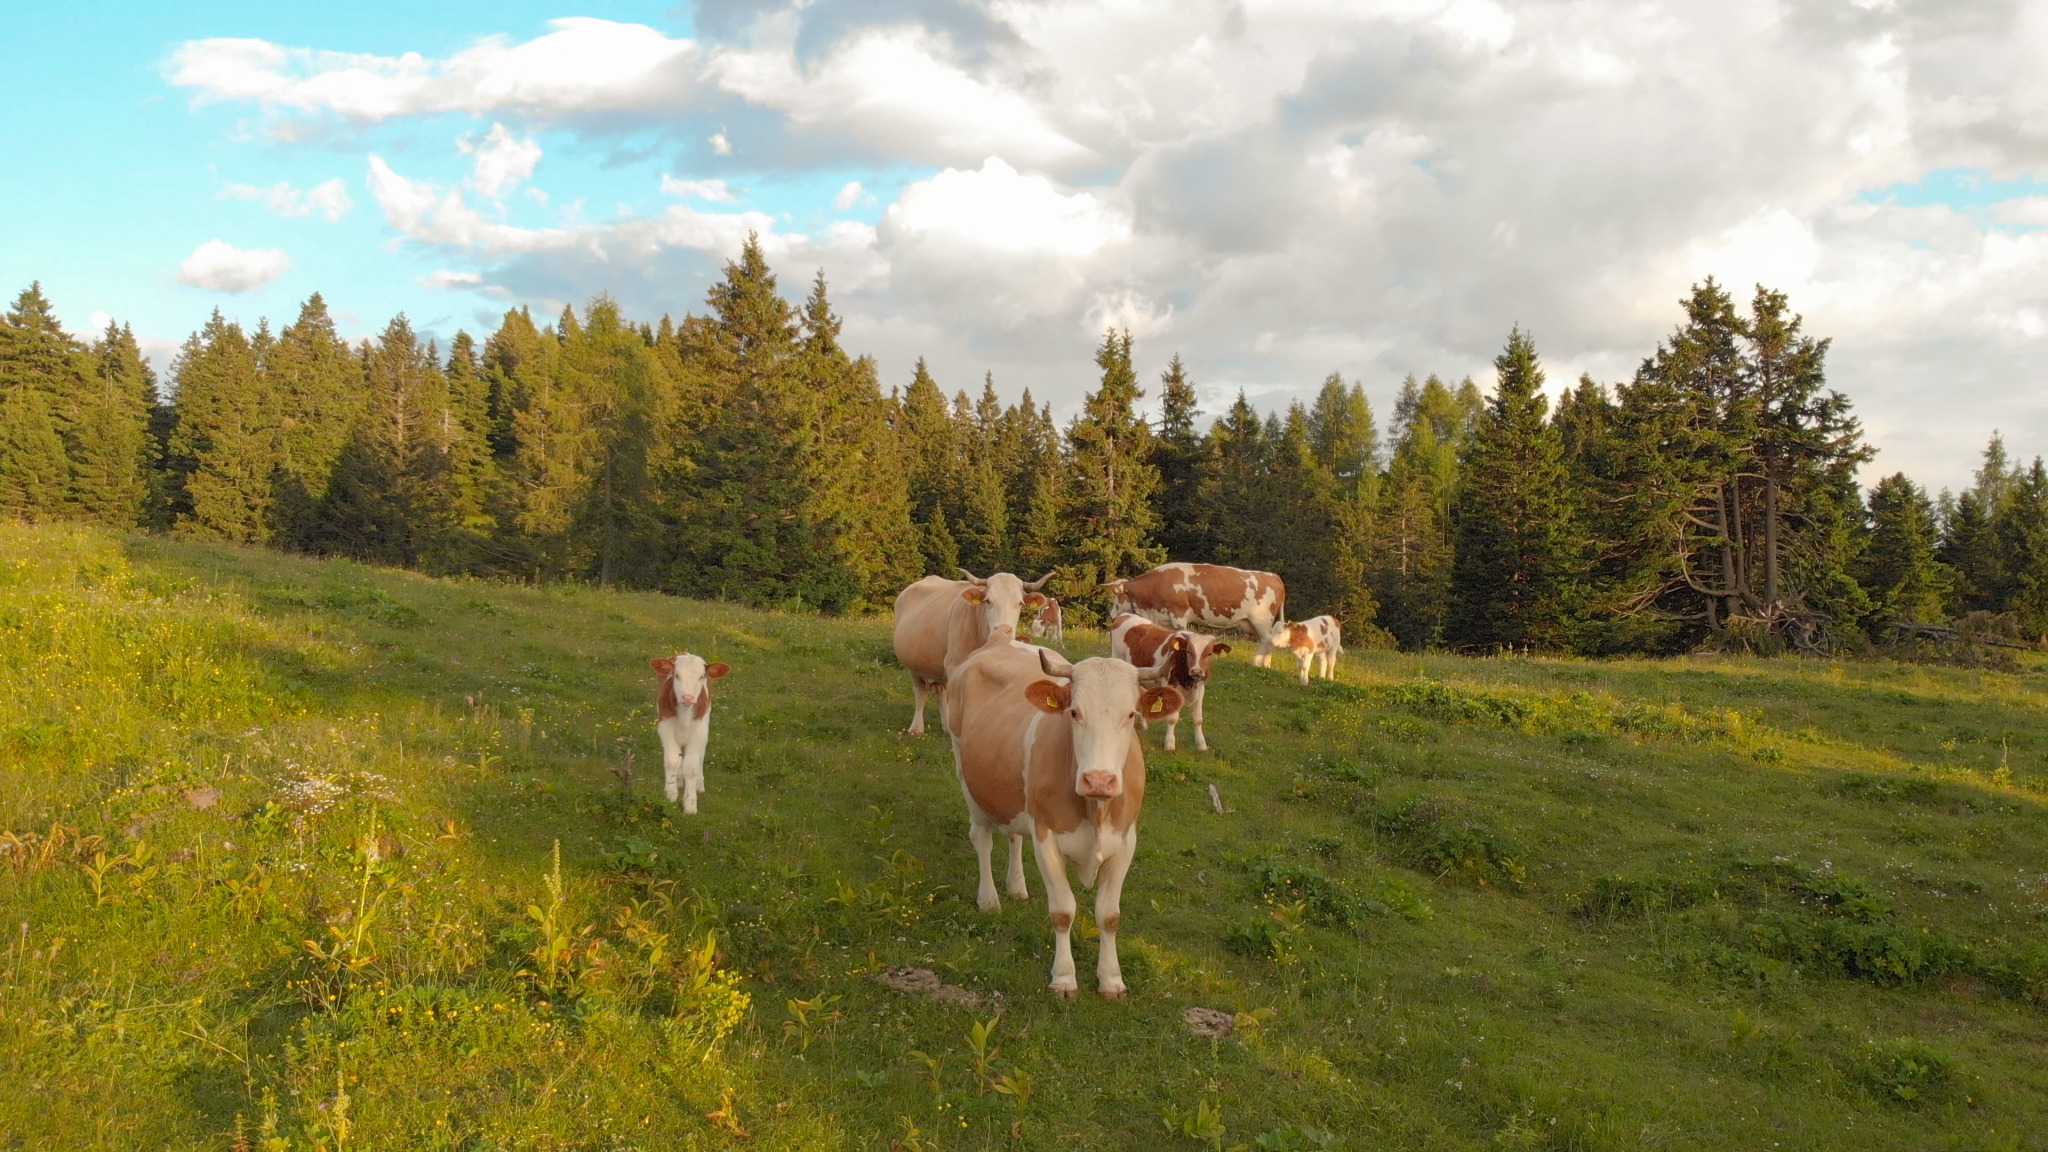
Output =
[{"x1": 784, "y1": 992, "x2": 844, "y2": 1052}]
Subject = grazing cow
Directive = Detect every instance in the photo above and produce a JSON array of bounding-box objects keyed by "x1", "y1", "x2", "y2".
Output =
[
  {"x1": 944, "y1": 639, "x2": 1181, "y2": 998},
  {"x1": 1109, "y1": 613, "x2": 1231, "y2": 752},
  {"x1": 648, "y1": 653, "x2": 730, "y2": 814},
  {"x1": 1275, "y1": 615, "x2": 1344, "y2": 685},
  {"x1": 1029, "y1": 597, "x2": 1065, "y2": 645},
  {"x1": 892, "y1": 568, "x2": 1053, "y2": 735},
  {"x1": 1105, "y1": 562, "x2": 1287, "y2": 667}
]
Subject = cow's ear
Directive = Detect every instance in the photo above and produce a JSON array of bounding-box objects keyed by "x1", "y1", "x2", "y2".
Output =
[
  {"x1": 1024, "y1": 679, "x2": 1070, "y2": 714},
  {"x1": 1212, "y1": 642, "x2": 1232, "y2": 656},
  {"x1": 1165, "y1": 633, "x2": 1188, "y2": 653},
  {"x1": 705, "y1": 662, "x2": 730, "y2": 679},
  {"x1": 962, "y1": 585, "x2": 988, "y2": 605},
  {"x1": 1138, "y1": 685, "x2": 1184, "y2": 718},
  {"x1": 1023, "y1": 592, "x2": 1046, "y2": 609},
  {"x1": 650, "y1": 658, "x2": 675, "y2": 674}
]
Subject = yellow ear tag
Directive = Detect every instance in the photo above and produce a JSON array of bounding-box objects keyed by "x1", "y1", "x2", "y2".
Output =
[{"x1": 1148, "y1": 697, "x2": 1165, "y2": 714}]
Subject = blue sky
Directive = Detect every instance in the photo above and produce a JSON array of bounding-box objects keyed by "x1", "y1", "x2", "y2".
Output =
[{"x1": 6, "y1": 1, "x2": 2048, "y2": 491}]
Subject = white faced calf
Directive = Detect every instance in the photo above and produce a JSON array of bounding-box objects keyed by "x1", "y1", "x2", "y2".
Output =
[
  {"x1": 1277, "y1": 615, "x2": 1344, "y2": 685},
  {"x1": 648, "y1": 653, "x2": 730, "y2": 813}
]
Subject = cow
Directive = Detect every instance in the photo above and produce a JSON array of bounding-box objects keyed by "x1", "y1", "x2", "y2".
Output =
[
  {"x1": 1029, "y1": 596, "x2": 1065, "y2": 645},
  {"x1": 892, "y1": 568, "x2": 1053, "y2": 735},
  {"x1": 943, "y1": 638, "x2": 1181, "y2": 998},
  {"x1": 1105, "y1": 562, "x2": 1287, "y2": 667},
  {"x1": 1109, "y1": 613, "x2": 1231, "y2": 752},
  {"x1": 648, "y1": 653, "x2": 731, "y2": 814},
  {"x1": 1275, "y1": 615, "x2": 1344, "y2": 685}
]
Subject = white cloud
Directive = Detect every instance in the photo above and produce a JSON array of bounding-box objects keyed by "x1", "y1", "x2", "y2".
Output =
[
  {"x1": 165, "y1": 19, "x2": 700, "y2": 122},
  {"x1": 88, "y1": 310, "x2": 112, "y2": 333},
  {"x1": 1994, "y1": 197, "x2": 2048, "y2": 227},
  {"x1": 459, "y1": 124, "x2": 541, "y2": 200},
  {"x1": 220, "y1": 177, "x2": 354, "y2": 221},
  {"x1": 177, "y1": 239, "x2": 290, "y2": 292},
  {"x1": 709, "y1": 132, "x2": 732, "y2": 155},
  {"x1": 834, "y1": 181, "x2": 865, "y2": 211},
  {"x1": 367, "y1": 155, "x2": 574, "y2": 253},
  {"x1": 885, "y1": 157, "x2": 1127, "y2": 257},
  {"x1": 661, "y1": 175, "x2": 735, "y2": 202},
  {"x1": 419, "y1": 270, "x2": 483, "y2": 290}
]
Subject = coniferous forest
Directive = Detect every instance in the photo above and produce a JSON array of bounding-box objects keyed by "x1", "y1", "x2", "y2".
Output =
[{"x1": 0, "y1": 236, "x2": 2034, "y2": 656}]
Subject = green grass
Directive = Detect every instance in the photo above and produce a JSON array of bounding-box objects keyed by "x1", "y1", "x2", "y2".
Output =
[{"x1": 3, "y1": 520, "x2": 2047, "y2": 1150}]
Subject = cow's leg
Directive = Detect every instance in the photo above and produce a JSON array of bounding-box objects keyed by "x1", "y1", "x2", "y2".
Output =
[
  {"x1": 1005, "y1": 833, "x2": 1029, "y2": 901},
  {"x1": 658, "y1": 720, "x2": 683, "y2": 804},
  {"x1": 908, "y1": 674, "x2": 930, "y2": 735},
  {"x1": 680, "y1": 718, "x2": 709, "y2": 814},
  {"x1": 1298, "y1": 652, "x2": 1312, "y2": 687},
  {"x1": 1093, "y1": 831, "x2": 1138, "y2": 998},
  {"x1": 1033, "y1": 832, "x2": 1080, "y2": 997},
  {"x1": 1192, "y1": 684, "x2": 1209, "y2": 753},
  {"x1": 1162, "y1": 711, "x2": 1178, "y2": 752},
  {"x1": 970, "y1": 816, "x2": 1001, "y2": 912}
]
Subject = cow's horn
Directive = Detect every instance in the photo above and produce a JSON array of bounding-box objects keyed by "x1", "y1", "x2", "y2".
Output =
[
  {"x1": 956, "y1": 568, "x2": 988, "y2": 585},
  {"x1": 1038, "y1": 649, "x2": 1075, "y2": 679},
  {"x1": 1023, "y1": 570, "x2": 1055, "y2": 591}
]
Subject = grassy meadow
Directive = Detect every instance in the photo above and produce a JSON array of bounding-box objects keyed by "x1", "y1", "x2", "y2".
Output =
[{"x1": 3, "y1": 519, "x2": 2047, "y2": 1150}]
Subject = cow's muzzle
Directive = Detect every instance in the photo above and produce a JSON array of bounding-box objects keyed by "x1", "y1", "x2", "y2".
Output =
[{"x1": 1078, "y1": 772, "x2": 1119, "y2": 799}]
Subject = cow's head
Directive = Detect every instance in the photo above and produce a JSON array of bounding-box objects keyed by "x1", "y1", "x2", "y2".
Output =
[
  {"x1": 1103, "y1": 579, "x2": 1134, "y2": 617},
  {"x1": 958, "y1": 569, "x2": 1054, "y2": 641},
  {"x1": 1175, "y1": 632, "x2": 1231, "y2": 684},
  {"x1": 649, "y1": 653, "x2": 729, "y2": 708},
  {"x1": 1037, "y1": 598, "x2": 1061, "y2": 625},
  {"x1": 1024, "y1": 650, "x2": 1181, "y2": 801}
]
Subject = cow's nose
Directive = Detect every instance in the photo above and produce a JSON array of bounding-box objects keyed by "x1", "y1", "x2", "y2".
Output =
[{"x1": 1079, "y1": 772, "x2": 1119, "y2": 798}]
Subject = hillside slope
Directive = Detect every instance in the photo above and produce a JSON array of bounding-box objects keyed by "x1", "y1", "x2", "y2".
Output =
[{"x1": 2, "y1": 522, "x2": 2045, "y2": 1149}]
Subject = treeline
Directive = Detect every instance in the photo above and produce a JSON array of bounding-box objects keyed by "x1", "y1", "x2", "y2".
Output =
[{"x1": 0, "y1": 243, "x2": 2033, "y2": 654}]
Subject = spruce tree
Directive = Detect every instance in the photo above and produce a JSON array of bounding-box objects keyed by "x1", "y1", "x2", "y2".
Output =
[
  {"x1": 1939, "y1": 435, "x2": 2013, "y2": 615},
  {"x1": 268, "y1": 293, "x2": 364, "y2": 543},
  {"x1": 170, "y1": 311, "x2": 277, "y2": 542},
  {"x1": 1860, "y1": 472, "x2": 1951, "y2": 632},
  {"x1": 67, "y1": 321, "x2": 155, "y2": 526},
  {"x1": 1993, "y1": 458, "x2": 2048, "y2": 636},
  {"x1": 1446, "y1": 328, "x2": 1583, "y2": 650},
  {"x1": 1152, "y1": 353, "x2": 1210, "y2": 560},
  {"x1": 1306, "y1": 372, "x2": 1377, "y2": 485},
  {"x1": 897, "y1": 358, "x2": 957, "y2": 574},
  {"x1": 1060, "y1": 328, "x2": 1163, "y2": 587},
  {"x1": 0, "y1": 385, "x2": 68, "y2": 521}
]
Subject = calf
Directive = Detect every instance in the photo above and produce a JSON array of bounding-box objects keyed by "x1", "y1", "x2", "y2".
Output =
[
  {"x1": 944, "y1": 639, "x2": 1180, "y2": 998},
  {"x1": 649, "y1": 653, "x2": 730, "y2": 813},
  {"x1": 1109, "y1": 613, "x2": 1230, "y2": 752},
  {"x1": 1029, "y1": 596, "x2": 1065, "y2": 645},
  {"x1": 1275, "y1": 615, "x2": 1344, "y2": 685}
]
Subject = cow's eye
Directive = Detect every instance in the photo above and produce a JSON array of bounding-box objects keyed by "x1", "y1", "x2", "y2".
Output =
[
  {"x1": 1069, "y1": 709, "x2": 1080, "y2": 721},
  {"x1": 1127, "y1": 710, "x2": 1136, "y2": 720}
]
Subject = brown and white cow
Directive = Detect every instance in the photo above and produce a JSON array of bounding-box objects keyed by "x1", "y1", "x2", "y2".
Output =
[
  {"x1": 892, "y1": 568, "x2": 1053, "y2": 735},
  {"x1": 1109, "y1": 613, "x2": 1230, "y2": 752},
  {"x1": 943, "y1": 638, "x2": 1181, "y2": 998},
  {"x1": 1274, "y1": 615, "x2": 1344, "y2": 685},
  {"x1": 1029, "y1": 596, "x2": 1065, "y2": 645},
  {"x1": 1105, "y1": 562, "x2": 1287, "y2": 667},
  {"x1": 648, "y1": 653, "x2": 731, "y2": 814}
]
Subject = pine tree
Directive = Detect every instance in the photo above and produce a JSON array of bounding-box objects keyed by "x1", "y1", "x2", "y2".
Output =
[
  {"x1": 954, "y1": 375, "x2": 1010, "y2": 573},
  {"x1": 897, "y1": 358, "x2": 957, "y2": 574},
  {"x1": 268, "y1": 293, "x2": 364, "y2": 544},
  {"x1": 1061, "y1": 328, "x2": 1163, "y2": 587},
  {"x1": 1860, "y1": 473, "x2": 1951, "y2": 632},
  {"x1": 1199, "y1": 392, "x2": 1270, "y2": 568},
  {"x1": 1152, "y1": 353, "x2": 1210, "y2": 560},
  {"x1": 0, "y1": 283, "x2": 89, "y2": 517},
  {"x1": 315, "y1": 315, "x2": 453, "y2": 565},
  {"x1": 66, "y1": 321, "x2": 155, "y2": 526},
  {"x1": 1370, "y1": 375, "x2": 1469, "y2": 649},
  {"x1": 0, "y1": 386, "x2": 68, "y2": 520},
  {"x1": 1939, "y1": 434, "x2": 2012, "y2": 615},
  {"x1": 1994, "y1": 459, "x2": 2048, "y2": 637},
  {"x1": 170, "y1": 311, "x2": 277, "y2": 542},
  {"x1": 1306, "y1": 372, "x2": 1377, "y2": 485},
  {"x1": 1446, "y1": 328, "x2": 1584, "y2": 650}
]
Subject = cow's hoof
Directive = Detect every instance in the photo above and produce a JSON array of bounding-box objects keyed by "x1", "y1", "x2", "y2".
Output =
[
  {"x1": 1007, "y1": 886, "x2": 1029, "y2": 901},
  {"x1": 978, "y1": 895, "x2": 1001, "y2": 913},
  {"x1": 1098, "y1": 984, "x2": 1127, "y2": 999},
  {"x1": 1051, "y1": 983, "x2": 1078, "y2": 999}
]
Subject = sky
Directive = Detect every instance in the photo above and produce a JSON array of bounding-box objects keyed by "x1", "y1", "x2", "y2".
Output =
[{"x1": 4, "y1": 0, "x2": 2047, "y2": 492}]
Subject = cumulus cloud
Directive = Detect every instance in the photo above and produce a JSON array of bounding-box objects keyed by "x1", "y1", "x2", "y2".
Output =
[
  {"x1": 459, "y1": 124, "x2": 542, "y2": 200},
  {"x1": 661, "y1": 175, "x2": 736, "y2": 201},
  {"x1": 419, "y1": 270, "x2": 484, "y2": 290},
  {"x1": 220, "y1": 177, "x2": 354, "y2": 221},
  {"x1": 177, "y1": 239, "x2": 290, "y2": 292},
  {"x1": 167, "y1": 1, "x2": 2048, "y2": 487}
]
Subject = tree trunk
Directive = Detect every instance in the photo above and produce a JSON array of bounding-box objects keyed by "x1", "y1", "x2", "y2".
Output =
[{"x1": 1763, "y1": 474, "x2": 1780, "y2": 608}]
